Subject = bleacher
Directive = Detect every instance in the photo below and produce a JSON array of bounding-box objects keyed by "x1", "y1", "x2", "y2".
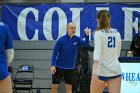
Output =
[{"x1": 12, "y1": 41, "x2": 55, "y2": 93}]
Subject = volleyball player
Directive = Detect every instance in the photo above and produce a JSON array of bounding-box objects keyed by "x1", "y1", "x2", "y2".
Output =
[
  {"x1": 0, "y1": 22, "x2": 14, "y2": 93},
  {"x1": 90, "y1": 10, "x2": 122, "y2": 93}
]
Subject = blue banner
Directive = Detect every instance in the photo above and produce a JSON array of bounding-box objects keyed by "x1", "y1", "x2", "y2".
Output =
[{"x1": 1, "y1": 4, "x2": 140, "y2": 41}]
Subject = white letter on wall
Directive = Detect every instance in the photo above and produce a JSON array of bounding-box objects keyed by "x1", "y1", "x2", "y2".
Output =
[
  {"x1": 43, "y1": 7, "x2": 67, "y2": 40},
  {"x1": 122, "y1": 8, "x2": 140, "y2": 41},
  {"x1": 96, "y1": 7, "x2": 109, "y2": 11},
  {"x1": 17, "y1": 7, "x2": 39, "y2": 40},
  {"x1": 70, "y1": 8, "x2": 83, "y2": 36}
]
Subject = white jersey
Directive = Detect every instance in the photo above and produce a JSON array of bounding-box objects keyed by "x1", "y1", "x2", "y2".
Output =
[{"x1": 93, "y1": 28, "x2": 121, "y2": 77}]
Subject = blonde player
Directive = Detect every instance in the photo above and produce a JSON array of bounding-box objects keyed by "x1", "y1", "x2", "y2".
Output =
[{"x1": 90, "y1": 10, "x2": 122, "y2": 93}]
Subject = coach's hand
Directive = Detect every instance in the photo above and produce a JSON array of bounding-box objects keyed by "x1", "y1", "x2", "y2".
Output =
[
  {"x1": 50, "y1": 66, "x2": 56, "y2": 74},
  {"x1": 84, "y1": 27, "x2": 90, "y2": 36}
]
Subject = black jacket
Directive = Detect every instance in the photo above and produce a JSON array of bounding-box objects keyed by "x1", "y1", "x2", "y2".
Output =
[{"x1": 130, "y1": 35, "x2": 140, "y2": 57}]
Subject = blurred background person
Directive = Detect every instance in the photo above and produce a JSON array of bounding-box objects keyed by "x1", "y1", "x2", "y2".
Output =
[
  {"x1": 125, "y1": 50, "x2": 134, "y2": 57},
  {"x1": 130, "y1": 24, "x2": 140, "y2": 57},
  {"x1": 0, "y1": 22, "x2": 14, "y2": 93}
]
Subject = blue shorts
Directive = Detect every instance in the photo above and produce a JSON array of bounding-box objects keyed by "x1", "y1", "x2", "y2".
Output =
[
  {"x1": 0, "y1": 62, "x2": 9, "y2": 80},
  {"x1": 98, "y1": 74, "x2": 121, "y2": 81}
]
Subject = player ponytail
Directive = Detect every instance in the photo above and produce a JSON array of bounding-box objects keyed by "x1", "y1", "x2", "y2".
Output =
[{"x1": 96, "y1": 10, "x2": 110, "y2": 31}]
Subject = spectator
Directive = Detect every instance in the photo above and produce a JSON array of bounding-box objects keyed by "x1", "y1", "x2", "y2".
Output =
[
  {"x1": 72, "y1": 45, "x2": 94, "y2": 93},
  {"x1": 0, "y1": 22, "x2": 14, "y2": 93},
  {"x1": 130, "y1": 24, "x2": 140, "y2": 57},
  {"x1": 125, "y1": 50, "x2": 134, "y2": 57}
]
